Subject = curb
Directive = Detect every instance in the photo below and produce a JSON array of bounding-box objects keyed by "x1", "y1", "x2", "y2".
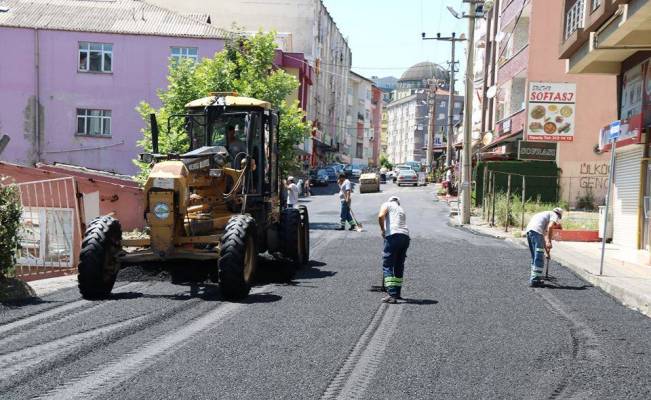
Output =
[{"x1": 1, "y1": 274, "x2": 78, "y2": 302}]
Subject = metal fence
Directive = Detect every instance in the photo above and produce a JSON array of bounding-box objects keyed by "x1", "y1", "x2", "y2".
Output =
[
  {"x1": 481, "y1": 170, "x2": 602, "y2": 232},
  {"x1": 14, "y1": 177, "x2": 82, "y2": 278}
]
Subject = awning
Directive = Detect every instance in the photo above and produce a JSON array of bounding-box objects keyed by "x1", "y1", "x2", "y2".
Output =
[
  {"x1": 312, "y1": 137, "x2": 335, "y2": 152},
  {"x1": 479, "y1": 131, "x2": 522, "y2": 152}
]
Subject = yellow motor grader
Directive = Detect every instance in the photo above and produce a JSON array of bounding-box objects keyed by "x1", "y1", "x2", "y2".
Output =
[{"x1": 78, "y1": 94, "x2": 309, "y2": 300}]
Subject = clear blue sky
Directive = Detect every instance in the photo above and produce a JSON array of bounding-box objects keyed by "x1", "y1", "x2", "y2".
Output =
[{"x1": 322, "y1": 0, "x2": 470, "y2": 80}]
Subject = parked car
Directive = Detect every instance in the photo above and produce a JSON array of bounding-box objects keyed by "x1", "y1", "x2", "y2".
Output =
[
  {"x1": 397, "y1": 169, "x2": 418, "y2": 186},
  {"x1": 311, "y1": 169, "x2": 329, "y2": 186},
  {"x1": 393, "y1": 165, "x2": 413, "y2": 182},
  {"x1": 325, "y1": 167, "x2": 337, "y2": 182},
  {"x1": 343, "y1": 164, "x2": 354, "y2": 178},
  {"x1": 352, "y1": 164, "x2": 363, "y2": 178}
]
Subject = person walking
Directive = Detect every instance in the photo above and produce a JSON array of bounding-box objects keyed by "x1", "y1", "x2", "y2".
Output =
[
  {"x1": 286, "y1": 176, "x2": 299, "y2": 208},
  {"x1": 297, "y1": 177, "x2": 304, "y2": 197},
  {"x1": 304, "y1": 178, "x2": 311, "y2": 197},
  {"x1": 378, "y1": 196, "x2": 410, "y2": 304},
  {"x1": 525, "y1": 207, "x2": 563, "y2": 287},
  {"x1": 336, "y1": 172, "x2": 356, "y2": 230}
]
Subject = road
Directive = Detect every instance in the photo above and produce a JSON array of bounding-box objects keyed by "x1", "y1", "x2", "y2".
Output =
[{"x1": 1, "y1": 182, "x2": 651, "y2": 399}]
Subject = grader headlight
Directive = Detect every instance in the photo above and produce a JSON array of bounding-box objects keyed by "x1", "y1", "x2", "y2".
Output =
[{"x1": 153, "y1": 202, "x2": 171, "y2": 220}]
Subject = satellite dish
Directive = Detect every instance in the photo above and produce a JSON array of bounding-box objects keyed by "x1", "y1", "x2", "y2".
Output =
[
  {"x1": 482, "y1": 131, "x2": 494, "y2": 146},
  {"x1": 486, "y1": 85, "x2": 498, "y2": 99},
  {"x1": 495, "y1": 31, "x2": 506, "y2": 43}
]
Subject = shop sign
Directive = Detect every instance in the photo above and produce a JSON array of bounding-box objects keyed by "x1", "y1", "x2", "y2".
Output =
[
  {"x1": 517, "y1": 141, "x2": 557, "y2": 161},
  {"x1": 527, "y1": 82, "x2": 576, "y2": 142}
]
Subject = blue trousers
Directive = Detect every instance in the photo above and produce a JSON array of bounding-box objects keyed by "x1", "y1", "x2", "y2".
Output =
[
  {"x1": 526, "y1": 231, "x2": 545, "y2": 283},
  {"x1": 383, "y1": 233, "x2": 410, "y2": 297},
  {"x1": 340, "y1": 201, "x2": 355, "y2": 227}
]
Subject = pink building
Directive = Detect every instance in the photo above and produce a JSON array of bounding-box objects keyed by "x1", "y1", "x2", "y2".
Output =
[
  {"x1": 476, "y1": 0, "x2": 617, "y2": 206},
  {"x1": 0, "y1": 0, "x2": 227, "y2": 175}
]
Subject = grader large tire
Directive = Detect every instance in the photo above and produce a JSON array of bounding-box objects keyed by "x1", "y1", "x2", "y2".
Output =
[
  {"x1": 78, "y1": 216, "x2": 122, "y2": 299},
  {"x1": 218, "y1": 215, "x2": 257, "y2": 300},
  {"x1": 280, "y1": 208, "x2": 304, "y2": 271},
  {"x1": 297, "y1": 205, "x2": 310, "y2": 265}
]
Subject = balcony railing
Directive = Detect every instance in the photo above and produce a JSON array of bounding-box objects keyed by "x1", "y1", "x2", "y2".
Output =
[{"x1": 565, "y1": 0, "x2": 585, "y2": 40}]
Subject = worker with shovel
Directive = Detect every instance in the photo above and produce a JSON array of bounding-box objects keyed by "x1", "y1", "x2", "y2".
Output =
[
  {"x1": 378, "y1": 196, "x2": 410, "y2": 304},
  {"x1": 525, "y1": 207, "x2": 563, "y2": 287}
]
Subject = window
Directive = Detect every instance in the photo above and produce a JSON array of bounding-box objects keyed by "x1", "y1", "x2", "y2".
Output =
[
  {"x1": 79, "y1": 42, "x2": 112, "y2": 73},
  {"x1": 439, "y1": 101, "x2": 446, "y2": 108},
  {"x1": 77, "y1": 109, "x2": 112, "y2": 136},
  {"x1": 565, "y1": 0, "x2": 585, "y2": 40},
  {"x1": 454, "y1": 102, "x2": 462, "y2": 109},
  {"x1": 171, "y1": 47, "x2": 198, "y2": 62},
  {"x1": 438, "y1": 113, "x2": 446, "y2": 120},
  {"x1": 591, "y1": 0, "x2": 600, "y2": 11}
]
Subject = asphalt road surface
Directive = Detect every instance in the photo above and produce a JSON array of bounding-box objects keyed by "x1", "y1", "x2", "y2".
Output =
[{"x1": 1, "y1": 182, "x2": 650, "y2": 399}]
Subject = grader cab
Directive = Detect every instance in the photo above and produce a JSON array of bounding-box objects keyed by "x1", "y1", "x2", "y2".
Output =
[{"x1": 78, "y1": 94, "x2": 309, "y2": 300}]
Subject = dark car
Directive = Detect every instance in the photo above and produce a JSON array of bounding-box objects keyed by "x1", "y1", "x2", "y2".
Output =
[
  {"x1": 397, "y1": 169, "x2": 418, "y2": 186},
  {"x1": 343, "y1": 164, "x2": 353, "y2": 178},
  {"x1": 311, "y1": 169, "x2": 329, "y2": 186},
  {"x1": 325, "y1": 167, "x2": 337, "y2": 182}
]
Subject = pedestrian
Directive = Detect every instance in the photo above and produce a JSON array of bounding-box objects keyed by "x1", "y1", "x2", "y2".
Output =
[
  {"x1": 336, "y1": 172, "x2": 356, "y2": 230},
  {"x1": 304, "y1": 178, "x2": 311, "y2": 197},
  {"x1": 378, "y1": 195, "x2": 410, "y2": 304},
  {"x1": 297, "y1": 177, "x2": 304, "y2": 197},
  {"x1": 287, "y1": 176, "x2": 299, "y2": 208},
  {"x1": 525, "y1": 207, "x2": 563, "y2": 287}
]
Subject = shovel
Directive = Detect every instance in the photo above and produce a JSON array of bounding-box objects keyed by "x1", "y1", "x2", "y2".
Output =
[{"x1": 544, "y1": 249, "x2": 551, "y2": 280}]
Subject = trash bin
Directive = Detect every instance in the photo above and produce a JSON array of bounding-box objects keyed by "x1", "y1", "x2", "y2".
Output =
[{"x1": 598, "y1": 205, "x2": 613, "y2": 240}]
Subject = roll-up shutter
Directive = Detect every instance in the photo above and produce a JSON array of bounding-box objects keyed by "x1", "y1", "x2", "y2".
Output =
[{"x1": 612, "y1": 146, "x2": 643, "y2": 248}]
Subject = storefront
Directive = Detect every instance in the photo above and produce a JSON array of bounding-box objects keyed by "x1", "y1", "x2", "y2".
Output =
[{"x1": 599, "y1": 57, "x2": 651, "y2": 250}]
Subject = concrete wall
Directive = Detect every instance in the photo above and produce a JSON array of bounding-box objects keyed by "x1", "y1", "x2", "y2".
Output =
[
  {"x1": 529, "y1": 0, "x2": 617, "y2": 206},
  {"x1": 0, "y1": 27, "x2": 223, "y2": 175}
]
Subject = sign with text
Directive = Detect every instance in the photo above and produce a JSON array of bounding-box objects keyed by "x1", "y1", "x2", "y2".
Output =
[
  {"x1": 527, "y1": 82, "x2": 576, "y2": 142},
  {"x1": 517, "y1": 140, "x2": 558, "y2": 161}
]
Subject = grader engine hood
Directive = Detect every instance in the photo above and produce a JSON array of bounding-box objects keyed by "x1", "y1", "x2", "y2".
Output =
[{"x1": 144, "y1": 161, "x2": 189, "y2": 257}]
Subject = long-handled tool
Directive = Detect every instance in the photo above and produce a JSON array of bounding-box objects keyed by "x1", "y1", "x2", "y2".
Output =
[
  {"x1": 349, "y1": 207, "x2": 364, "y2": 232},
  {"x1": 544, "y1": 249, "x2": 551, "y2": 280}
]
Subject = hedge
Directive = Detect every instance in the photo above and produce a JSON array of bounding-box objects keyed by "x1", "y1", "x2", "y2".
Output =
[
  {"x1": 474, "y1": 160, "x2": 560, "y2": 206},
  {"x1": 0, "y1": 184, "x2": 22, "y2": 277}
]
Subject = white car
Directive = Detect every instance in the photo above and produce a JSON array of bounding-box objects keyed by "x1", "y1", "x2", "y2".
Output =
[{"x1": 352, "y1": 167, "x2": 362, "y2": 177}]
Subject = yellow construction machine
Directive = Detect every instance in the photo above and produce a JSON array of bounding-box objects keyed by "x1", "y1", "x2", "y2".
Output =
[{"x1": 77, "y1": 94, "x2": 309, "y2": 300}]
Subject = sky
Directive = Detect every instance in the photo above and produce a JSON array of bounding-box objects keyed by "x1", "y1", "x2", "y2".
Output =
[{"x1": 322, "y1": 0, "x2": 470, "y2": 81}]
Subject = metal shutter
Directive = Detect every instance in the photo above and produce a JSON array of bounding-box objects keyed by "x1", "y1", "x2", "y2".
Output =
[{"x1": 612, "y1": 146, "x2": 643, "y2": 248}]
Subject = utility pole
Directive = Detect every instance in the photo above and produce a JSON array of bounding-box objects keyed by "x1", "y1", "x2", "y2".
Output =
[
  {"x1": 461, "y1": 2, "x2": 477, "y2": 225},
  {"x1": 422, "y1": 32, "x2": 465, "y2": 168}
]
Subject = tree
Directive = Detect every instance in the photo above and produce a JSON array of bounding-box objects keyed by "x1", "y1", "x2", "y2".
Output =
[
  {"x1": 379, "y1": 154, "x2": 393, "y2": 171},
  {"x1": 0, "y1": 179, "x2": 22, "y2": 278},
  {"x1": 134, "y1": 32, "x2": 311, "y2": 181}
]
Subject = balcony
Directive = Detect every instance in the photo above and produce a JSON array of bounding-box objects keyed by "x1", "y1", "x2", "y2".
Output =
[{"x1": 559, "y1": 0, "x2": 618, "y2": 59}]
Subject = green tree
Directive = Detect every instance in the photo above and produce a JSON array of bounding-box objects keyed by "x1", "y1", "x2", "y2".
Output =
[
  {"x1": 379, "y1": 154, "x2": 393, "y2": 170},
  {"x1": 0, "y1": 180, "x2": 22, "y2": 278},
  {"x1": 135, "y1": 32, "x2": 311, "y2": 181}
]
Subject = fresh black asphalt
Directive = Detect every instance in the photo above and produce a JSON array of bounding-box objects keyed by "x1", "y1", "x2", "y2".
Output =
[{"x1": 1, "y1": 182, "x2": 650, "y2": 399}]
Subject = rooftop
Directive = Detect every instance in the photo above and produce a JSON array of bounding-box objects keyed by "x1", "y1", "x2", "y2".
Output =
[{"x1": 0, "y1": 0, "x2": 229, "y2": 39}]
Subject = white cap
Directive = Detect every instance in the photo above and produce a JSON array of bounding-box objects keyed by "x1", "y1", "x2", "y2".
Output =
[
  {"x1": 553, "y1": 207, "x2": 563, "y2": 218},
  {"x1": 288, "y1": 176, "x2": 294, "y2": 182},
  {"x1": 388, "y1": 196, "x2": 400, "y2": 204}
]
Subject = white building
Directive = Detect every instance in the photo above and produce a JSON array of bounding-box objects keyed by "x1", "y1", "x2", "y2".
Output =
[
  {"x1": 386, "y1": 62, "x2": 461, "y2": 165},
  {"x1": 347, "y1": 72, "x2": 374, "y2": 165},
  {"x1": 147, "y1": 0, "x2": 352, "y2": 161}
]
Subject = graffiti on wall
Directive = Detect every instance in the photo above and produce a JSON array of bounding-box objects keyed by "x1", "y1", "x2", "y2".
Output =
[{"x1": 579, "y1": 162, "x2": 609, "y2": 190}]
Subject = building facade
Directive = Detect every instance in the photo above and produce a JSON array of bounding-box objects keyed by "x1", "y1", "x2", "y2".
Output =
[
  {"x1": 346, "y1": 72, "x2": 374, "y2": 165},
  {"x1": 386, "y1": 62, "x2": 461, "y2": 165},
  {"x1": 147, "y1": 0, "x2": 352, "y2": 165},
  {"x1": 559, "y1": 0, "x2": 651, "y2": 251},
  {"x1": 0, "y1": 0, "x2": 226, "y2": 175},
  {"x1": 475, "y1": 0, "x2": 617, "y2": 207}
]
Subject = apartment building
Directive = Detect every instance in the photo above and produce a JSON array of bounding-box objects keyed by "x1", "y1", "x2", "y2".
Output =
[
  {"x1": 559, "y1": 0, "x2": 651, "y2": 250},
  {"x1": 0, "y1": 0, "x2": 226, "y2": 175}
]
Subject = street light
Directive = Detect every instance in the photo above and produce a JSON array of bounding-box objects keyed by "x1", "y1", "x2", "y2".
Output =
[{"x1": 447, "y1": 6, "x2": 461, "y2": 19}]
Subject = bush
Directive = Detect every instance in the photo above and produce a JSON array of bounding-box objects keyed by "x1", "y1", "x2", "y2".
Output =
[
  {"x1": 576, "y1": 190, "x2": 596, "y2": 211},
  {"x1": 0, "y1": 184, "x2": 22, "y2": 278},
  {"x1": 488, "y1": 192, "x2": 566, "y2": 228}
]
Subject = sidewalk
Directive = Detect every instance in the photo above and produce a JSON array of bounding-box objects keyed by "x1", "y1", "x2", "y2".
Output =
[{"x1": 451, "y1": 215, "x2": 651, "y2": 318}]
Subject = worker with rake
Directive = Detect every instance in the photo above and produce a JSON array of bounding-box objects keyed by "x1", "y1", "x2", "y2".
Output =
[
  {"x1": 525, "y1": 207, "x2": 563, "y2": 287},
  {"x1": 378, "y1": 195, "x2": 410, "y2": 304},
  {"x1": 336, "y1": 172, "x2": 357, "y2": 231}
]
